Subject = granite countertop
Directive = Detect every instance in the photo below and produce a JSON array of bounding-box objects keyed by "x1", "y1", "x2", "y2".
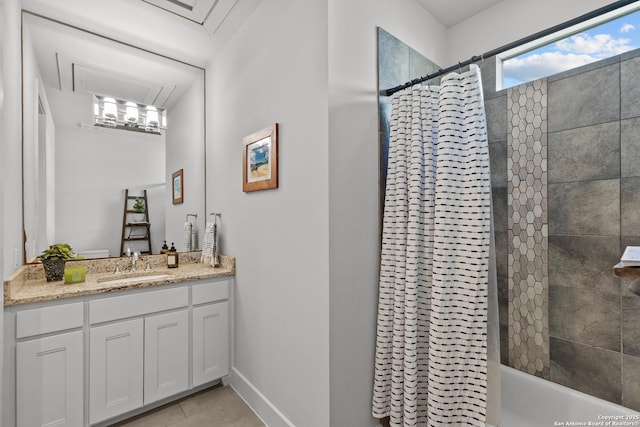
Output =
[{"x1": 4, "y1": 252, "x2": 235, "y2": 307}]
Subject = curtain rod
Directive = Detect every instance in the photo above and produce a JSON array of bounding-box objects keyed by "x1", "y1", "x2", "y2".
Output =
[{"x1": 381, "y1": 0, "x2": 639, "y2": 97}]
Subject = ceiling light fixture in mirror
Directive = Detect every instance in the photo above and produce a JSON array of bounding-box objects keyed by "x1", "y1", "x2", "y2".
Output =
[{"x1": 94, "y1": 95, "x2": 167, "y2": 134}]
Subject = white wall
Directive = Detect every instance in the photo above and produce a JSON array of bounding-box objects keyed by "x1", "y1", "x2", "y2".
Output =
[
  {"x1": 209, "y1": 0, "x2": 446, "y2": 425},
  {"x1": 1, "y1": 0, "x2": 22, "y2": 422},
  {"x1": 55, "y1": 126, "x2": 165, "y2": 257},
  {"x1": 206, "y1": 0, "x2": 330, "y2": 425},
  {"x1": 2, "y1": 0, "x2": 21, "y2": 273},
  {"x1": 0, "y1": 5, "x2": 5, "y2": 425},
  {"x1": 446, "y1": 0, "x2": 613, "y2": 65},
  {"x1": 327, "y1": 1, "x2": 446, "y2": 426},
  {"x1": 22, "y1": 23, "x2": 56, "y2": 260},
  {"x1": 165, "y1": 75, "x2": 205, "y2": 251}
]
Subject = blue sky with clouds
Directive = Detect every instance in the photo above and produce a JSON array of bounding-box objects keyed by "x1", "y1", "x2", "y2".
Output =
[{"x1": 503, "y1": 11, "x2": 640, "y2": 88}]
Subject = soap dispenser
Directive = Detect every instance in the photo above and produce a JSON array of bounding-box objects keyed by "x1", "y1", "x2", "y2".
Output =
[
  {"x1": 167, "y1": 242, "x2": 179, "y2": 268},
  {"x1": 160, "y1": 240, "x2": 169, "y2": 254}
]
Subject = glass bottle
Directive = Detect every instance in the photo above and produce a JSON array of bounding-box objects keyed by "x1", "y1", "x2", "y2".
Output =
[{"x1": 167, "y1": 242, "x2": 179, "y2": 268}]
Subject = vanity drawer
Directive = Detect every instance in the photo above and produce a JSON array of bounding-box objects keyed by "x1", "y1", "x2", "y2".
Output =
[
  {"x1": 192, "y1": 280, "x2": 229, "y2": 305},
  {"x1": 90, "y1": 287, "x2": 188, "y2": 324},
  {"x1": 16, "y1": 302, "x2": 84, "y2": 339}
]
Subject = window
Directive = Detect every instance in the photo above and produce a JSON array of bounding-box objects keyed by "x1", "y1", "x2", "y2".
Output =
[
  {"x1": 499, "y1": 3, "x2": 640, "y2": 90},
  {"x1": 93, "y1": 95, "x2": 167, "y2": 134}
]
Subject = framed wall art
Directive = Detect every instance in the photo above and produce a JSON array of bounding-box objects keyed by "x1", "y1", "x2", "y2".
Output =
[
  {"x1": 242, "y1": 123, "x2": 279, "y2": 192},
  {"x1": 172, "y1": 169, "x2": 184, "y2": 204}
]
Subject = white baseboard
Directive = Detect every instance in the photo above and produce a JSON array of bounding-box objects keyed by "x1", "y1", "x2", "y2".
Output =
[{"x1": 230, "y1": 367, "x2": 296, "y2": 427}]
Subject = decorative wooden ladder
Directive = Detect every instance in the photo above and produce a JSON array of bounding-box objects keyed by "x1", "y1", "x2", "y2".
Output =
[{"x1": 120, "y1": 189, "x2": 152, "y2": 256}]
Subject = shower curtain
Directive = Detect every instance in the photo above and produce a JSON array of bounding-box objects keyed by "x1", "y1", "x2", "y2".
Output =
[{"x1": 372, "y1": 64, "x2": 500, "y2": 427}]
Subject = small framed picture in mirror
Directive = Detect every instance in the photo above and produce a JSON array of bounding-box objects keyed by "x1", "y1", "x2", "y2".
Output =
[
  {"x1": 242, "y1": 123, "x2": 279, "y2": 192},
  {"x1": 172, "y1": 169, "x2": 184, "y2": 204}
]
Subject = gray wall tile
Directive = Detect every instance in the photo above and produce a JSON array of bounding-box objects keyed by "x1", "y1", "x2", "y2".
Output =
[
  {"x1": 549, "y1": 285, "x2": 621, "y2": 351},
  {"x1": 620, "y1": 47, "x2": 640, "y2": 62},
  {"x1": 548, "y1": 122, "x2": 620, "y2": 183},
  {"x1": 548, "y1": 64, "x2": 620, "y2": 132},
  {"x1": 623, "y1": 354, "x2": 640, "y2": 411},
  {"x1": 492, "y1": 186, "x2": 508, "y2": 229},
  {"x1": 548, "y1": 235, "x2": 620, "y2": 294},
  {"x1": 550, "y1": 337, "x2": 621, "y2": 404},
  {"x1": 498, "y1": 275, "x2": 509, "y2": 322},
  {"x1": 623, "y1": 296, "x2": 640, "y2": 356},
  {"x1": 621, "y1": 117, "x2": 640, "y2": 177},
  {"x1": 495, "y1": 230, "x2": 508, "y2": 279},
  {"x1": 409, "y1": 48, "x2": 438, "y2": 84},
  {"x1": 485, "y1": 95, "x2": 507, "y2": 142},
  {"x1": 500, "y1": 323, "x2": 509, "y2": 367},
  {"x1": 621, "y1": 56, "x2": 640, "y2": 119},
  {"x1": 621, "y1": 177, "x2": 640, "y2": 236},
  {"x1": 548, "y1": 179, "x2": 620, "y2": 236},
  {"x1": 489, "y1": 142, "x2": 507, "y2": 187},
  {"x1": 378, "y1": 28, "x2": 410, "y2": 90}
]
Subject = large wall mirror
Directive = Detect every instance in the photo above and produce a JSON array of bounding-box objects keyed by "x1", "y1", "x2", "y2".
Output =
[{"x1": 22, "y1": 11, "x2": 206, "y2": 262}]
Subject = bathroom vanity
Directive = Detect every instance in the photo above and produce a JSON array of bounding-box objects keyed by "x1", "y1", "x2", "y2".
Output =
[{"x1": 3, "y1": 254, "x2": 234, "y2": 427}]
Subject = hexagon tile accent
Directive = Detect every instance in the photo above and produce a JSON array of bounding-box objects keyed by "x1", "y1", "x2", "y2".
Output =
[{"x1": 507, "y1": 79, "x2": 549, "y2": 379}]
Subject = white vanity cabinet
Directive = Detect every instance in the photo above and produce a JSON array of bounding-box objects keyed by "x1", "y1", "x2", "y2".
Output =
[
  {"x1": 192, "y1": 280, "x2": 230, "y2": 386},
  {"x1": 89, "y1": 319, "x2": 144, "y2": 423},
  {"x1": 4, "y1": 277, "x2": 232, "y2": 427},
  {"x1": 144, "y1": 309, "x2": 190, "y2": 403},
  {"x1": 14, "y1": 302, "x2": 85, "y2": 427},
  {"x1": 88, "y1": 286, "x2": 190, "y2": 423}
]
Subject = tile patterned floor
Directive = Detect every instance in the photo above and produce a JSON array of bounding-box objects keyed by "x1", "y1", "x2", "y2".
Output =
[{"x1": 111, "y1": 385, "x2": 265, "y2": 427}]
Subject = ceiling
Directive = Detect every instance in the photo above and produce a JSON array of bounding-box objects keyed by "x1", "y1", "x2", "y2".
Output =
[
  {"x1": 416, "y1": 0, "x2": 505, "y2": 28},
  {"x1": 23, "y1": 0, "x2": 506, "y2": 125}
]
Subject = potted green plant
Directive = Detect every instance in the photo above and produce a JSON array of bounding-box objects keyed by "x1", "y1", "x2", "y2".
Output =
[
  {"x1": 133, "y1": 197, "x2": 145, "y2": 221},
  {"x1": 37, "y1": 243, "x2": 76, "y2": 282}
]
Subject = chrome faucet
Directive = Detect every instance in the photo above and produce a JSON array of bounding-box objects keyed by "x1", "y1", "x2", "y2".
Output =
[{"x1": 131, "y1": 251, "x2": 139, "y2": 272}]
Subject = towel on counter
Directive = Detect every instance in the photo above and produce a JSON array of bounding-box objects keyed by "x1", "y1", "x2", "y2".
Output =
[
  {"x1": 190, "y1": 222, "x2": 198, "y2": 251},
  {"x1": 213, "y1": 221, "x2": 219, "y2": 267},
  {"x1": 201, "y1": 222, "x2": 215, "y2": 265},
  {"x1": 183, "y1": 221, "x2": 192, "y2": 252}
]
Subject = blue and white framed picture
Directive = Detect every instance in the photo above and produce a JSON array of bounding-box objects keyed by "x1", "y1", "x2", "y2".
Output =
[
  {"x1": 172, "y1": 168, "x2": 183, "y2": 204},
  {"x1": 242, "y1": 123, "x2": 279, "y2": 192}
]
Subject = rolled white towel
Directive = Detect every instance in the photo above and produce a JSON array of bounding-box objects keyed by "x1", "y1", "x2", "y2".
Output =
[
  {"x1": 190, "y1": 223, "x2": 198, "y2": 251},
  {"x1": 183, "y1": 222, "x2": 192, "y2": 252},
  {"x1": 213, "y1": 221, "x2": 219, "y2": 267},
  {"x1": 201, "y1": 222, "x2": 215, "y2": 264}
]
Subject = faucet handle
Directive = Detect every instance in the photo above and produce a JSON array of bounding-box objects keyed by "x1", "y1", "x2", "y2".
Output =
[
  {"x1": 145, "y1": 258, "x2": 151, "y2": 271},
  {"x1": 114, "y1": 261, "x2": 120, "y2": 274}
]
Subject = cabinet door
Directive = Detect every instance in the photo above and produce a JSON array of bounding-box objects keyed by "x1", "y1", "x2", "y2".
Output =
[
  {"x1": 144, "y1": 310, "x2": 189, "y2": 404},
  {"x1": 192, "y1": 302, "x2": 229, "y2": 386},
  {"x1": 17, "y1": 331, "x2": 83, "y2": 427},
  {"x1": 90, "y1": 319, "x2": 143, "y2": 424}
]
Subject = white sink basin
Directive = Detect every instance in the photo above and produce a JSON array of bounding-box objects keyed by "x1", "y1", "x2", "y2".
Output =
[{"x1": 97, "y1": 273, "x2": 173, "y2": 285}]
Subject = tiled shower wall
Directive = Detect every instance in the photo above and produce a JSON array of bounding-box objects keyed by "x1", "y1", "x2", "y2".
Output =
[
  {"x1": 506, "y1": 80, "x2": 549, "y2": 378},
  {"x1": 482, "y1": 49, "x2": 640, "y2": 410},
  {"x1": 378, "y1": 28, "x2": 640, "y2": 412}
]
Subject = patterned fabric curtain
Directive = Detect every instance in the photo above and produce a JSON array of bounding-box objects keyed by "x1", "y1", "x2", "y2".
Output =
[{"x1": 372, "y1": 64, "x2": 496, "y2": 427}]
